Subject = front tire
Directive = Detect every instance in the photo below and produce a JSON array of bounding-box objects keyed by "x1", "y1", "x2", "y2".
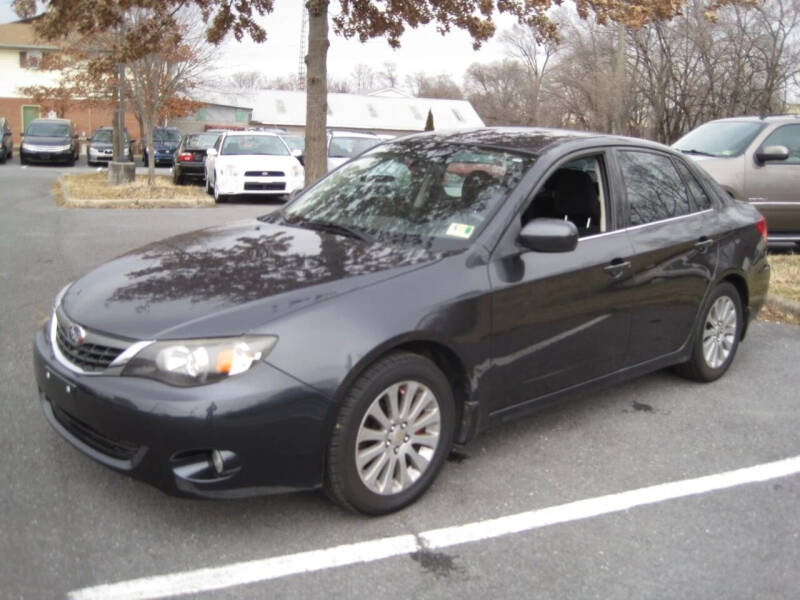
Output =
[
  {"x1": 675, "y1": 282, "x2": 743, "y2": 382},
  {"x1": 325, "y1": 352, "x2": 455, "y2": 515}
]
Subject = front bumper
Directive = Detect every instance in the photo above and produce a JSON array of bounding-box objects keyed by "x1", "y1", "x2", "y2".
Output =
[
  {"x1": 21, "y1": 148, "x2": 74, "y2": 163},
  {"x1": 33, "y1": 329, "x2": 332, "y2": 498},
  {"x1": 216, "y1": 174, "x2": 304, "y2": 197}
]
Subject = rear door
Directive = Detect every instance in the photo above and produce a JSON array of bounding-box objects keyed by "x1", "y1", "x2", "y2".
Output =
[{"x1": 612, "y1": 148, "x2": 717, "y2": 366}]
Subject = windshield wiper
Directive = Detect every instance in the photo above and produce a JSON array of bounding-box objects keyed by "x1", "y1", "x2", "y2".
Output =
[
  {"x1": 288, "y1": 217, "x2": 375, "y2": 243},
  {"x1": 677, "y1": 148, "x2": 716, "y2": 157}
]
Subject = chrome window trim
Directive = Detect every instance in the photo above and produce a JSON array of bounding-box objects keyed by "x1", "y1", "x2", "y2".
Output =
[{"x1": 578, "y1": 209, "x2": 713, "y2": 242}]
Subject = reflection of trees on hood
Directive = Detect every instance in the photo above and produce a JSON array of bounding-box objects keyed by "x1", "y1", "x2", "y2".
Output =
[{"x1": 107, "y1": 227, "x2": 436, "y2": 310}]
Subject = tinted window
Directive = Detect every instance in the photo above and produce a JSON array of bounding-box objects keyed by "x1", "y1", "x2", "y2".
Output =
[
  {"x1": 673, "y1": 121, "x2": 765, "y2": 157},
  {"x1": 674, "y1": 160, "x2": 712, "y2": 211},
  {"x1": 92, "y1": 130, "x2": 113, "y2": 143},
  {"x1": 183, "y1": 133, "x2": 220, "y2": 149},
  {"x1": 619, "y1": 150, "x2": 690, "y2": 226},
  {"x1": 760, "y1": 124, "x2": 800, "y2": 164},
  {"x1": 154, "y1": 129, "x2": 181, "y2": 142},
  {"x1": 328, "y1": 136, "x2": 379, "y2": 158}
]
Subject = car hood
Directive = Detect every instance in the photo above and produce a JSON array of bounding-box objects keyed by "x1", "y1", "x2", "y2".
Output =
[
  {"x1": 62, "y1": 219, "x2": 442, "y2": 340},
  {"x1": 24, "y1": 135, "x2": 70, "y2": 145}
]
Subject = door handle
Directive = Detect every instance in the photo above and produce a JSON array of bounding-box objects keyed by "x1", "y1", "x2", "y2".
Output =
[
  {"x1": 695, "y1": 237, "x2": 714, "y2": 251},
  {"x1": 604, "y1": 259, "x2": 631, "y2": 278}
]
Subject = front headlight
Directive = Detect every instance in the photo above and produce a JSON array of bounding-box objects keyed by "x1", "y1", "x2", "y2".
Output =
[
  {"x1": 121, "y1": 336, "x2": 277, "y2": 386},
  {"x1": 223, "y1": 163, "x2": 239, "y2": 178},
  {"x1": 55, "y1": 144, "x2": 71, "y2": 152}
]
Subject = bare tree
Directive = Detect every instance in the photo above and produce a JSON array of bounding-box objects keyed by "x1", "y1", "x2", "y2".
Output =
[
  {"x1": 126, "y1": 9, "x2": 214, "y2": 184},
  {"x1": 350, "y1": 63, "x2": 377, "y2": 94},
  {"x1": 500, "y1": 23, "x2": 559, "y2": 124},
  {"x1": 377, "y1": 61, "x2": 400, "y2": 88},
  {"x1": 464, "y1": 60, "x2": 531, "y2": 125},
  {"x1": 407, "y1": 72, "x2": 463, "y2": 99},
  {"x1": 228, "y1": 70, "x2": 264, "y2": 89}
]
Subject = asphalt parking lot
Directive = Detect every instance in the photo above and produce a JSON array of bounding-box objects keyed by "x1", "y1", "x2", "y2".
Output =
[{"x1": 1, "y1": 159, "x2": 799, "y2": 600}]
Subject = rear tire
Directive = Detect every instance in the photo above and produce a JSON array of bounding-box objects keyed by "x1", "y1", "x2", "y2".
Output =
[
  {"x1": 675, "y1": 282, "x2": 743, "y2": 382},
  {"x1": 325, "y1": 352, "x2": 455, "y2": 515}
]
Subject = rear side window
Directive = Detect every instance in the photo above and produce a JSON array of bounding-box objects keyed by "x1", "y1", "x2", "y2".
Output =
[
  {"x1": 674, "y1": 160, "x2": 712, "y2": 211},
  {"x1": 760, "y1": 124, "x2": 800, "y2": 164},
  {"x1": 618, "y1": 150, "x2": 691, "y2": 226}
]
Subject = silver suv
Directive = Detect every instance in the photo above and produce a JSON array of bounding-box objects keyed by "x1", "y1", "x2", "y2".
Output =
[{"x1": 672, "y1": 115, "x2": 800, "y2": 245}]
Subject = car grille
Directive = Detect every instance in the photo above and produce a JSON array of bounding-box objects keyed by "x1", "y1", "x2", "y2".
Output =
[
  {"x1": 244, "y1": 182, "x2": 286, "y2": 191},
  {"x1": 55, "y1": 321, "x2": 125, "y2": 372},
  {"x1": 51, "y1": 403, "x2": 140, "y2": 461},
  {"x1": 26, "y1": 145, "x2": 69, "y2": 152},
  {"x1": 244, "y1": 170, "x2": 285, "y2": 177}
]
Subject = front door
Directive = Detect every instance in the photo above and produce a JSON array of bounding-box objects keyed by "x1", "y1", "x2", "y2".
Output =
[
  {"x1": 22, "y1": 105, "x2": 40, "y2": 133},
  {"x1": 488, "y1": 153, "x2": 634, "y2": 415}
]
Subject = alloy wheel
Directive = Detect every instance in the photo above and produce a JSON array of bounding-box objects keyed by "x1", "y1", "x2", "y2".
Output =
[{"x1": 702, "y1": 295, "x2": 737, "y2": 369}]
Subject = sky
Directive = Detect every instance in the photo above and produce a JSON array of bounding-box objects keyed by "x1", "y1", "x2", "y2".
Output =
[{"x1": 0, "y1": 0, "x2": 517, "y2": 88}]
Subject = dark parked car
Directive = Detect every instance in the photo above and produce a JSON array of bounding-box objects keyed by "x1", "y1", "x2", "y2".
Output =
[
  {"x1": 0, "y1": 117, "x2": 12, "y2": 163},
  {"x1": 86, "y1": 126, "x2": 135, "y2": 166},
  {"x1": 143, "y1": 126, "x2": 182, "y2": 166},
  {"x1": 33, "y1": 128, "x2": 770, "y2": 515},
  {"x1": 20, "y1": 118, "x2": 79, "y2": 165},
  {"x1": 172, "y1": 132, "x2": 221, "y2": 185}
]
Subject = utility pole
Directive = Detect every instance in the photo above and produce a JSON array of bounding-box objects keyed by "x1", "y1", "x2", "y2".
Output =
[{"x1": 297, "y1": 5, "x2": 308, "y2": 90}]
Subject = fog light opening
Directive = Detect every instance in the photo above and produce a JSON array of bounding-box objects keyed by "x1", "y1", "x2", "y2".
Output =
[{"x1": 210, "y1": 449, "x2": 225, "y2": 475}]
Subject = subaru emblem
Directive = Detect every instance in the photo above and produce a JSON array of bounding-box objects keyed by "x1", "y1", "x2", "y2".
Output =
[{"x1": 67, "y1": 324, "x2": 86, "y2": 346}]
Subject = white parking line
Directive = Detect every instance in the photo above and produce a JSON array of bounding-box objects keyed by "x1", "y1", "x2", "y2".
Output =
[{"x1": 69, "y1": 455, "x2": 800, "y2": 600}]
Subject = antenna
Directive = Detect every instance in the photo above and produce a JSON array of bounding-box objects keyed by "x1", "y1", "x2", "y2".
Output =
[{"x1": 297, "y1": 6, "x2": 308, "y2": 90}]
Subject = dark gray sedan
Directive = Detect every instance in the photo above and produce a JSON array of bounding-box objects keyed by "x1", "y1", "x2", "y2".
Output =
[{"x1": 33, "y1": 128, "x2": 770, "y2": 515}]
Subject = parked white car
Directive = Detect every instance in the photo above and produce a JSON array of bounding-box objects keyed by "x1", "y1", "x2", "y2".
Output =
[
  {"x1": 327, "y1": 130, "x2": 381, "y2": 172},
  {"x1": 205, "y1": 131, "x2": 304, "y2": 203}
]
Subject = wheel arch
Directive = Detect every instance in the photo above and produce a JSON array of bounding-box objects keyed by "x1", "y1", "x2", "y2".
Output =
[{"x1": 327, "y1": 334, "x2": 474, "y2": 447}]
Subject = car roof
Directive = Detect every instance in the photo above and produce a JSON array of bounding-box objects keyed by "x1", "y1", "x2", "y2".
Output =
[
  {"x1": 703, "y1": 115, "x2": 800, "y2": 125},
  {"x1": 391, "y1": 127, "x2": 670, "y2": 157},
  {"x1": 31, "y1": 118, "x2": 72, "y2": 124},
  {"x1": 329, "y1": 130, "x2": 379, "y2": 138},
  {"x1": 223, "y1": 131, "x2": 281, "y2": 137}
]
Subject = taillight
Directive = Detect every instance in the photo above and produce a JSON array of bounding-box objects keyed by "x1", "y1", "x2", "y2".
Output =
[
  {"x1": 756, "y1": 216, "x2": 767, "y2": 241},
  {"x1": 178, "y1": 152, "x2": 193, "y2": 162}
]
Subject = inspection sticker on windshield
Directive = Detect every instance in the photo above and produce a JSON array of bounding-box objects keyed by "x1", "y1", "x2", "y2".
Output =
[{"x1": 446, "y1": 223, "x2": 475, "y2": 239}]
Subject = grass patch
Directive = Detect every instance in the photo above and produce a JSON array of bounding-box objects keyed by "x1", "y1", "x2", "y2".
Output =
[
  {"x1": 768, "y1": 253, "x2": 800, "y2": 304},
  {"x1": 60, "y1": 173, "x2": 208, "y2": 202}
]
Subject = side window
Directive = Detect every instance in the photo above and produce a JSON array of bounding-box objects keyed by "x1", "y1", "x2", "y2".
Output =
[
  {"x1": 674, "y1": 159, "x2": 712, "y2": 211},
  {"x1": 760, "y1": 124, "x2": 800, "y2": 164},
  {"x1": 618, "y1": 150, "x2": 690, "y2": 227},
  {"x1": 522, "y1": 154, "x2": 608, "y2": 237}
]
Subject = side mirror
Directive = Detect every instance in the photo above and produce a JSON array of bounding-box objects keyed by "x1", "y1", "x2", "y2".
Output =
[
  {"x1": 518, "y1": 218, "x2": 579, "y2": 253},
  {"x1": 755, "y1": 145, "x2": 789, "y2": 164},
  {"x1": 206, "y1": 148, "x2": 218, "y2": 157},
  {"x1": 292, "y1": 149, "x2": 305, "y2": 166}
]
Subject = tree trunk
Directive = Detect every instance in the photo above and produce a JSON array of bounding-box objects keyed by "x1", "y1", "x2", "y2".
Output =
[
  {"x1": 146, "y1": 119, "x2": 155, "y2": 186},
  {"x1": 304, "y1": 0, "x2": 329, "y2": 187}
]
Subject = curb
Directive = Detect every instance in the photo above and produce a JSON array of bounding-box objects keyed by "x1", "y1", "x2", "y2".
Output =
[
  {"x1": 766, "y1": 294, "x2": 800, "y2": 317},
  {"x1": 57, "y1": 175, "x2": 215, "y2": 209}
]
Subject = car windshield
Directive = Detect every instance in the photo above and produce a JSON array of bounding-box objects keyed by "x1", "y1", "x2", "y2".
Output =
[
  {"x1": 26, "y1": 122, "x2": 70, "y2": 137},
  {"x1": 154, "y1": 129, "x2": 181, "y2": 142},
  {"x1": 184, "y1": 133, "x2": 220, "y2": 149},
  {"x1": 221, "y1": 135, "x2": 289, "y2": 156},
  {"x1": 328, "y1": 136, "x2": 379, "y2": 158},
  {"x1": 280, "y1": 142, "x2": 535, "y2": 249},
  {"x1": 92, "y1": 130, "x2": 113, "y2": 143},
  {"x1": 281, "y1": 135, "x2": 305, "y2": 152},
  {"x1": 673, "y1": 121, "x2": 766, "y2": 157}
]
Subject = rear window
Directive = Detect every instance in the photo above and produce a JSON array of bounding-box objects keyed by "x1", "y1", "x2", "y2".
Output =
[
  {"x1": 328, "y1": 136, "x2": 379, "y2": 158},
  {"x1": 183, "y1": 133, "x2": 220, "y2": 149}
]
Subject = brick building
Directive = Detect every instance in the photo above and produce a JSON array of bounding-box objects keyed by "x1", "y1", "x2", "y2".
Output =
[{"x1": 0, "y1": 17, "x2": 138, "y2": 149}]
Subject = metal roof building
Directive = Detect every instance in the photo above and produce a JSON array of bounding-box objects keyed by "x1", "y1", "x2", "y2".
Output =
[{"x1": 176, "y1": 88, "x2": 484, "y2": 135}]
